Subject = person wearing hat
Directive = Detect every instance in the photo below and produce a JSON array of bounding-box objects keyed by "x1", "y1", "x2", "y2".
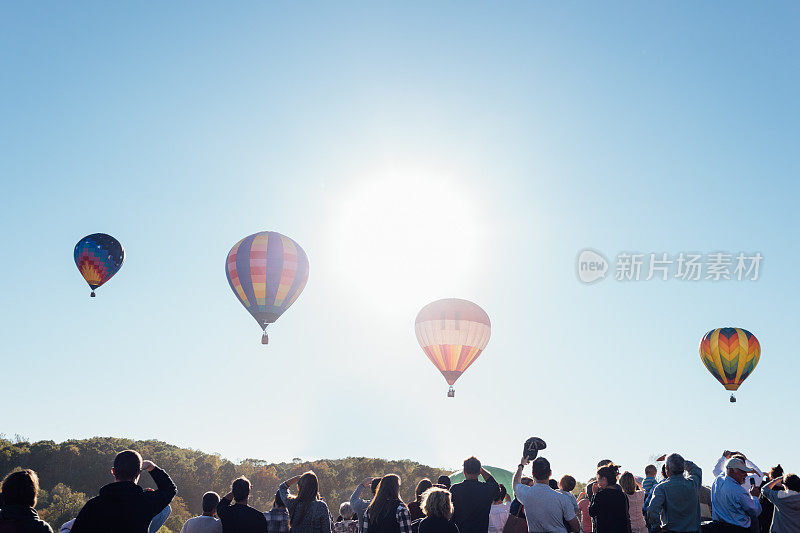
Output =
[
  {"x1": 710, "y1": 457, "x2": 762, "y2": 532},
  {"x1": 713, "y1": 452, "x2": 764, "y2": 493}
]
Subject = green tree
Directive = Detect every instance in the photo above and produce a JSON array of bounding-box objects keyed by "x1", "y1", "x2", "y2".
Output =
[{"x1": 38, "y1": 483, "x2": 87, "y2": 531}]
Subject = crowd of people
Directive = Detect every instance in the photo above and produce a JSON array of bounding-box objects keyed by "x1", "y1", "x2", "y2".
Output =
[{"x1": 0, "y1": 448, "x2": 798, "y2": 533}]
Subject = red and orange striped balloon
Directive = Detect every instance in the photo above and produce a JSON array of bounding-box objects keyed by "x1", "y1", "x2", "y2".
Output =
[{"x1": 415, "y1": 298, "x2": 491, "y2": 397}]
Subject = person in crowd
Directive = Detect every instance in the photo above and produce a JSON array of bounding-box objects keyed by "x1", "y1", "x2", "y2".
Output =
[
  {"x1": 643, "y1": 466, "x2": 658, "y2": 498},
  {"x1": 333, "y1": 503, "x2": 356, "y2": 533},
  {"x1": 70, "y1": 450, "x2": 176, "y2": 533},
  {"x1": 279, "y1": 472, "x2": 332, "y2": 533},
  {"x1": 180, "y1": 492, "x2": 222, "y2": 533},
  {"x1": 710, "y1": 457, "x2": 762, "y2": 532},
  {"x1": 450, "y1": 457, "x2": 500, "y2": 533},
  {"x1": 362, "y1": 475, "x2": 411, "y2": 533},
  {"x1": 351, "y1": 478, "x2": 380, "y2": 533},
  {"x1": 714, "y1": 453, "x2": 764, "y2": 493},
  {"x1": 512, "y1": 456, "x2": 580, "y2": 533},
  {"x1": 217, "y1": 476, "x2": 268, "y2": 532},
  {"x1": 418, "y1": 488, "x2": 458, "y2": 533},
  {"x1": 408, "y1": 480, "x2": 433, "y2": 521},
  {"x1": 0, "y1": 469, "x2": 53, "y2": 532},
  {"x1": 587, "y1": 460, "x2": 614, "y2": 533},
  {"x1": 265, "y1": 491, "x2": 290, "y2": 533},
  {"x1": 587, "y1": 461, "x2": 613, "y2": 504},
  {"x1": 508, "y1": 477, "x2": 533, "y2": 522},
  {"x1": 759, "y1": 466, "x2": 785, "y2": 533},
  {"x1": 645, "y1": 454, "x2": 702, "y2": 533},
  {"x1": 488, "y1": 484, "x2": 509, "y2": 533},
  {"x1": 619, "y1": 472, "x2": 646, "y2": 533},
  {"x1": 761, "y1": 474, "x2": 800, "y2": 533},
  {"x1": 149, "y1": 501, "x2": 171, "y2": 533},
  {"x1": 699, "y1": 484, "x2": 713, "y2": 523},
  {"x1": 436, "y1": 477, "x2": 451, "y2": 491},
  {"x1": 643, "y1": 465, "x2": 668, "y2": 532},
  {"x1": 557, "y1": 476, "x2": 580, "y2": 524},
  {"x1": 588, "y1": 463, "x2": 631, "y2": 533},
  {"x1": 576, "y1": 493, "x2": 592, "y2": 533},
  {"x1": 550, "y1": 480, "x2": 560, "y2": 491}
]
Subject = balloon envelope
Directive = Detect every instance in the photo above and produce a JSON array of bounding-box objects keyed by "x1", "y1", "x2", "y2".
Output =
[
  {"x1": 225, "y1": 231, "x2": 309, "y2": 333},
  {"x1": 415, "y1": 298, "x2": 491, "y2": 387},
  {"x1": 449, "y1": 466, "x2": 515, "y2": 497},
  {"x1": 700, "y1": 327, "x2": 760, "y2": 392},
  {"x1": 74, "y1": 233, "x2": 125, "y2": 292}
]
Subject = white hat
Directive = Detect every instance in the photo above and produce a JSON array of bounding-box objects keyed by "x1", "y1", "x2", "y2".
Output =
[{"x1": 725, "y1": 457, "x2": 755, "y2": 473}]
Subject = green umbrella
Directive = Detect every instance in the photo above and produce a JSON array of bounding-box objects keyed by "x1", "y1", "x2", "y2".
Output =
[{"x1": 448, "y1": 466, "x2": 517, "y2": 498}]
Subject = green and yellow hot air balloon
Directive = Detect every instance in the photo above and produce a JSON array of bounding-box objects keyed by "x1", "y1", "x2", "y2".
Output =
[{"x1": 700, "y1": 327, "x2": 760, "y2": 403}]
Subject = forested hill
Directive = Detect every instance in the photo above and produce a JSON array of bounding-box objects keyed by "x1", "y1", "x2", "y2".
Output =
[{"x1": 0, "y1": 436, "x2": 449, "y2": 533}]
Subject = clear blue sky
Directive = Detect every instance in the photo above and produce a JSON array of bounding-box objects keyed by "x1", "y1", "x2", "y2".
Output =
[{"x1": 1, "y1": 2, "x2": 798, "y2": 483}]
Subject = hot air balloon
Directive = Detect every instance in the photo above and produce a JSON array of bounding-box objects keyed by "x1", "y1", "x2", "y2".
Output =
[
  {"x1": 700, "y1": 327, "x2": 760, "y2": 403},
  {"x1": 415, "y1": 298, "x2": 491, "y2": 397},
  {"x1": 225, "y1": 231, "x2": 309, "y2": 344},
  {"x1": 74, "y1": 233, "x2": 125, "y2": 297}
]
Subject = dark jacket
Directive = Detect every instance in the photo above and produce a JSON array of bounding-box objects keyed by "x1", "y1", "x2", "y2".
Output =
[
  {"x1": 0, "y1": 505, "x2": 53, "y2": 533},
  {"x1": 216, "y1": 497, "x2": 268, "y2": 532},
  {"x1": 407, "y1": 502, "x2": 424, "y2": 522},
  {"x1": 418, "y1": 517, "x2": 458, "y2": 533},
  {"x1": 589, "y1": 485, "x2": 632, "y2": 533},
  {"x1": 70, "y1": 467, "x2": 176, "y2": 533},
  {"x1": 450, "y1": 476, "x2": 500, "y2": 533}
]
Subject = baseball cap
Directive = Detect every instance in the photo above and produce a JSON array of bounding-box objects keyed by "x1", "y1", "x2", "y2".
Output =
[
  {"x1": 523, "y1": 437, "x2": 547, "y2": 461},
  {"x1": 725, "y1": 457, "x2": 755, "y2": 473}
]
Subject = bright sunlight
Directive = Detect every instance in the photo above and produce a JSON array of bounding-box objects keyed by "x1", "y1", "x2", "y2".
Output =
[{"x1": 329, "y1": 171, "x2": 488, "y2": 310}]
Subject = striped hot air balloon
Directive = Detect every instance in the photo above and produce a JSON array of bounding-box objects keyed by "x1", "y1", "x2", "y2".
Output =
[
  {"x1": 225, "y1": 231, "x2": 309, "y2": 344},
  {"x1": 700, "y1": 327, "x2": 760, "y2": 403},
  {"x1": 415, "y1": 298, "x2": 491, "y2": 397}
]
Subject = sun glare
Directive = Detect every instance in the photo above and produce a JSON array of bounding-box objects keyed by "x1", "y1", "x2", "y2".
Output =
[{"x1": 329, "y1": 172, "x2": 487, "y2": 310}]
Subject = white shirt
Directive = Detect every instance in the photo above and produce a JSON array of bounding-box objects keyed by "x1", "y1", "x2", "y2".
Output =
[
  {"x1": 180, "y1": 515, "x2": 223, "y2": 533},
  {"x1": 712, "y1": 456, "x2": 764, "y2": 491},
  {"x1": 488, "y1": 502, "x2": 509, "y2": 533}
]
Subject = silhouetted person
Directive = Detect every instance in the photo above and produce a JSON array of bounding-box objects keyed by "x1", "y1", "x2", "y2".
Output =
[
  {"x1": 450, "y1": 457, "x2": 499, "y2": 533},
  {"x1": 71, "y1": 450, "x2": 176, "y2": 533},
  {"x1": 0, "y1": 469, "x2": 53, "y2": 532},
  {"x1": 279, "y1": 472, "x2": 332, "y2": 533},
  {"x1": 351, "y1": 478, "x2": 380, "y2": 533},
  {"x1": 265, "y1": 491, "x2": 290, "y2": 533},
  {"x1": 408, "y1": 480, "x2": 433, "y2": 522},
  {"x1": 217, "y1": 477, "x2": 268, "y2": 532},
  {"x1": 362, "y1": 475, "x2": 411, "y2": 533},
  {"x1": 418, "y1": 488, "x2": 458, "y2": 533}
]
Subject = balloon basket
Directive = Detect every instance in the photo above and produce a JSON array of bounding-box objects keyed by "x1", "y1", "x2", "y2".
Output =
[
  {"x1": 90, "y1": 291, "x2": 96, "y2": 297},
  {"x1": 730, "y1": 394, "x2": 736, "y2": 403},
  {"x1": 261, "y1": 332, "x2": 269, "y2": 345},
  {"x1": 447, "y1": 386, "x2": 455, "y2": 398}
]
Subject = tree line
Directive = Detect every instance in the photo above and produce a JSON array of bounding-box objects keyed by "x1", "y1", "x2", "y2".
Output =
[{"x1": 0, "y1": 436, "x2": 449, "y2": 532}]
